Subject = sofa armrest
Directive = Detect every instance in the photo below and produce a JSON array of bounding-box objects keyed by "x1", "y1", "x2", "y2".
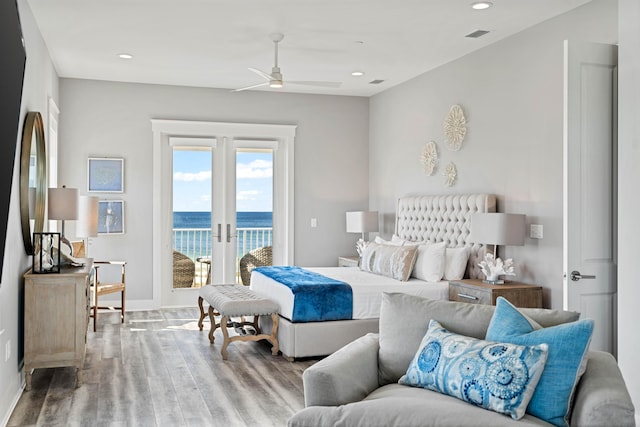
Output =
[
  {"x1": 570, "y1": 351, "x2": 636, "y2": 427},
  {"x1": 303, "y1": 333, "x2": 380, "y2": 407}
]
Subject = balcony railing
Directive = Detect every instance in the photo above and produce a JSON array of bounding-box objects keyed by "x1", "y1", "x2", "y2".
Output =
[{"x1": 172, "y1": 227, "x2": 273, "y2": 287}]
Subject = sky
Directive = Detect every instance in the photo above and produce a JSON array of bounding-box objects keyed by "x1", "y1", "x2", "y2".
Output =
[{"x1": 173, "y1": 149, "x2": 273, "y2": 212}]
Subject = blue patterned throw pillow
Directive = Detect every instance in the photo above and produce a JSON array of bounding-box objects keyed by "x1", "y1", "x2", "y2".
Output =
[
  {"x1": 486, "y1": 297, "x2": 594, "y2": 427},
  {"x1": 399, "y1": 319, "x2": 548, "y2": 420}
]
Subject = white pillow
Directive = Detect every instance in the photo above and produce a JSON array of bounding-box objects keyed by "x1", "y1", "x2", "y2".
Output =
[
  {"x1": 391, "y1": 235, "x2": 410, "y2": 245},
  {"x1": 374, "y1": 236, "x2": 404, "y2": 246},
  {"x1": 443, "y1": 247, "x2": 470, "y2": 280},
  {"x1": 411, "y1": 241, "x2": 446, "y2": 282},
  {"x1": 361, "y1": 242, "x2": 419, "y2": 281}
]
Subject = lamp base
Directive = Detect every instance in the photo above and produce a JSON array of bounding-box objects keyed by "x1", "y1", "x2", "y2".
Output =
[
  {"x1": 482, "y1": 279, "x2": 505, "y2": 285},
  {"x1": 60, "y1": 235, "x2": 73, "y2": 257}
]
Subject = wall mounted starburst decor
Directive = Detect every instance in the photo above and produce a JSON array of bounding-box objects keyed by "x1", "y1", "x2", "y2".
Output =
[
  {"x1": 443, "y1": 162, "x2": 457, "y2": 187},
  {"x1": 421, "y1": 141, "x2": 438, "y2": 175},
  {"x1": 443, "y1": 104, "x2": 466, "y2": 151}
]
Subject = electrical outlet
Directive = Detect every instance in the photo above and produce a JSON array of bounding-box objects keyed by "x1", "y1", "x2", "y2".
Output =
[
  {"x1": 310, "y1": 218, "x2": 317, "y2": 228},
  {"x1": 530, "y1": 224, "x2": 544, "y2": 239}
]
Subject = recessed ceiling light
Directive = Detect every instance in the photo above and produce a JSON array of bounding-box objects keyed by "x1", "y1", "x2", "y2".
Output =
[
  {"x1": 118, "y1": 53, "x2": 133, "y2": 60},
  {"x1": 351, "y1": 71, "x2": 365, "y2": 77},
  {"x1": 471, "y1": 2, "x2": 493, "y2": 10}
]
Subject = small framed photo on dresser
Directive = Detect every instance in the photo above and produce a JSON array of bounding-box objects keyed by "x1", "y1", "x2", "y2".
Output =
[{"x1": 88, "y1": 157, "x2": 124, "y2": 192}]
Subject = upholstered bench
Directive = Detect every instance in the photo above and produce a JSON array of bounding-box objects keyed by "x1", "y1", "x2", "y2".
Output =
[{"x1": 197, "y1": 284, "x2": 279, "y2": 360}]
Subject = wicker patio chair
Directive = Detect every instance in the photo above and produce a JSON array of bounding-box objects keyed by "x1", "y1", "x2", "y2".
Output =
[
  {"x1": 173, "y1": 250, "x2": 196, "y2": 288},
  {"x1": 239, "y1": 246, "x2": 272, "y2": 286}
]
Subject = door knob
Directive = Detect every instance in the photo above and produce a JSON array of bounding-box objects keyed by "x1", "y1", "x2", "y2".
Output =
[{"x1": 570, "y1": 270, "x2": 596, "y2": 281}]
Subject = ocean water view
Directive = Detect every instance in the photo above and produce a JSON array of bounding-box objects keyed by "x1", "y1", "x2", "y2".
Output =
[
  {"x1": 174, "y1": 211, "x2": 272, "y2": 229},
  {"x1": 173, "y1": 211, "x2": 273, "y2": 259}
]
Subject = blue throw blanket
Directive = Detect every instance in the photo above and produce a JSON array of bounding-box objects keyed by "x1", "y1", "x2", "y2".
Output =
[{"x1": 254, "y1": 266, "x2": 353, "y2": 322}]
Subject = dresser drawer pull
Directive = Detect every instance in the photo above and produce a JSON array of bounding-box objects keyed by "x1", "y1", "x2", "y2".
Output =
[{"x1": 457, "y1": 293, "x2": 479, "y2": 301}]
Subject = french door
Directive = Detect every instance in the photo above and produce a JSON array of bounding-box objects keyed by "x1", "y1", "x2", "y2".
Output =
[
  {"x1": 152, "y1": 120, "x2": 296, "y2": 308},
  {"x1": 172, "y1": 142, "x2": 275, "y2": 287}
]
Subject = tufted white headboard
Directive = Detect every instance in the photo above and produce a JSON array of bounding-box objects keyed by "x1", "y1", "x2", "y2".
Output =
[{"x1": 395, "y1": 194, "x2": 496, "y2": 279}]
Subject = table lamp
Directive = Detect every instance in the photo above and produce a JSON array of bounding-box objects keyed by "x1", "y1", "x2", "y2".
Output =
[
  {"x1": 76, "y1": 195, "x2": 99, "y2": 257},
  {"x1": 48, "y1": 186, "x2": 78, "y2": 256},
  {"x1": 346, "y1": 211, "x2": 379, "y2": 256},
  {"x1": 470, "y1": 212, "x2": 526, "y2": 284}
]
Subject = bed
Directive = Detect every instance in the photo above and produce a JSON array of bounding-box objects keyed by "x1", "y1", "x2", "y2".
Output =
[{"x1": 252, "y1": 193, "x2": 496, "y2": 360}]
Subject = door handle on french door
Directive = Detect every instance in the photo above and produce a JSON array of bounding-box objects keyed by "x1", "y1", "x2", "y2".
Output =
[
  {"x1": 570, "y1": 270, "x2": 596, "y2": 281},
  {"x1": 226, "y1": 224, "x2": 231, "y2": 243},
  {"x1": 217, "y1": 224, "x2": 222, "y2": 243}
]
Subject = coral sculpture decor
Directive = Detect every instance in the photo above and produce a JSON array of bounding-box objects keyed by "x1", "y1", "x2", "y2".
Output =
[{"x1": 478, "y1": 253, "x2": 515, "y2": 283}]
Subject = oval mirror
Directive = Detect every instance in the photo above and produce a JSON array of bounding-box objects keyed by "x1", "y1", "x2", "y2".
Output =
[{"x1": 20, "y1": 111, "x2": 46, "y2": 255}]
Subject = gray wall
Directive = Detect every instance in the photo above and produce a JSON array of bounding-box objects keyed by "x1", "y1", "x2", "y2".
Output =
[
  {"x1": 618, "y1": 0, "x2": 640, "y2": 421},
  {"x1": 368, "y1": 0, "x2": 617, "y2": 310},
  {"x1": 0, "y1": 1, "x2": 59, "y2": 423},
  {"x1": 58, "y1": 79, "x2": 369, "y2": 301},
  {"x1": 3, "y1": 0, "x2": 638, "y2": 422}
]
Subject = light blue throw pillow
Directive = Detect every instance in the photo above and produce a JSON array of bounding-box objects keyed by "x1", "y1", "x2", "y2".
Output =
[
  {"x1": 486, "y1": 297, "x2": 594, "y2": 427},
  {"x1": 399, "y1": 319, "x2": 548, "y2": 420}
]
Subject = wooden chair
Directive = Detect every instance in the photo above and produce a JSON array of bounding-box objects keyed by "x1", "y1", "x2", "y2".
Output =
[
  {"x1": 70, "y1": 241, "x2": 126, "y2": 331},
  {"x1": 91, "y1": 261, "x2": 126, "y2": 332},
  {"x1": 239, "y1": 246, "x2": 272, "y2": 286}
]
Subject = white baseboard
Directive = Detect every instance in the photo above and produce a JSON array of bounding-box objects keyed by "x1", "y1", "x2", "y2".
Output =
[{"x1": 1, "y1": 372, "x2": 24, "y2": 427}]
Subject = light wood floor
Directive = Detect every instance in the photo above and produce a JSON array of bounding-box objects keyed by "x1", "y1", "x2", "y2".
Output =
[{"x1": 8, "y1": 308, "x2": 319, "y2": 427}]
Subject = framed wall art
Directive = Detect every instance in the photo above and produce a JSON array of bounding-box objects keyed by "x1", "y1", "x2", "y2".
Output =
[
  {"x1": 98, "y1": 200, "x2": 125, "y2": 235},
  {"x1": 88, "y1": 157, "x2": 124, "y2": 192}
]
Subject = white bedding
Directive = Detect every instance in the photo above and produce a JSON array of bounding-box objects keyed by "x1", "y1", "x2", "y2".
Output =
[{"x1": 250, "y1": 267, "x2": 449, "y2": 321}]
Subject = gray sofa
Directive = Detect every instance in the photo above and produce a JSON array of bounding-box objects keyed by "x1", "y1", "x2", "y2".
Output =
[{"x1": 289, "y1": 293, "x2": 636, "y2": 427}]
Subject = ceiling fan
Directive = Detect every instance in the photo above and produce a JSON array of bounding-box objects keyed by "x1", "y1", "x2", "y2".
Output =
[{"x1": 233, "y1": 33, "x2": 342, "y2": 92}]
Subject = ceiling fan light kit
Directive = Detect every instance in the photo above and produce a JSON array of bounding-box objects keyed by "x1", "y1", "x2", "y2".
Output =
[
  {"x1": 233, "y1": 33, "x2": 342, "y2": 92},
  {"x1": 471, "y1": 2, "x2": 493, "y2": 10}
]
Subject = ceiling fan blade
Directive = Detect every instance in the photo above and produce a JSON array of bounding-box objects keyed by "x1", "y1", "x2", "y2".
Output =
[
  {"x1": 232, "y1": 82, "x2": 269, "y2": 92},
  {"x1": 287, "y1": 81, "x2": 342, "y2": 88},
  {"x1": 248, "y1": 67, "x2": 273, "y2": 81}
]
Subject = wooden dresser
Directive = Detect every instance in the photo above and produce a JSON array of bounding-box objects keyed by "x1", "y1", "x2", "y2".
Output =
[
  {"x1": 24, "y1": 261, "x2": 92, "y2": 390},
  {"x1": 449, "y1": 279, "x2": 543, "y2": 308}
]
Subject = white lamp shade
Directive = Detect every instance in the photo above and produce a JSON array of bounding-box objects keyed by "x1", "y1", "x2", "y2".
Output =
[
  {"x1": 471, "y1": 213, "x2": 526, "y2": 246},
  {"x1": 77, "y1": 195, "x2": 99, "y2": 238},
  {"x1": 48, "y1": 187, "x2": 79, "y2": 220},
  {"x1": 346, "y1": 211, "x2": 379, "y2": 233}
]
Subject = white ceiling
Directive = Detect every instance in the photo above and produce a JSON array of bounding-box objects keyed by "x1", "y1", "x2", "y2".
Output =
[{"x1": 27, "y1": 0, "x2": 591, "y2": 97}]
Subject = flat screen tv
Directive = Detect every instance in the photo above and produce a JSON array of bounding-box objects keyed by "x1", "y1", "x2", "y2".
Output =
[{"x1": 0, "y1": 0, "x2": 27, "y2": 281}]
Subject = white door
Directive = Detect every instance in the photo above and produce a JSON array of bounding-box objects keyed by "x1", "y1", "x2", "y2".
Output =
[
  {"x1": 151, "y1": 120, "x2": 296, "y2": 308},
  {"x1": 563, "y1": 40, "x2": 618, "y2": 354},
  {"x1": 169, "y1": 140, "x2": 275, "y2": 305}
]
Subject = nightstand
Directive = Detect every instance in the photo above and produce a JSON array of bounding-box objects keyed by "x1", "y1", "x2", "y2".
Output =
[
  {"x1": 449, "y1": 279, "x2": 543, "y2": 308},
  {"x1": 338, "y1": 256, "x2": 359, "y2": 267}
]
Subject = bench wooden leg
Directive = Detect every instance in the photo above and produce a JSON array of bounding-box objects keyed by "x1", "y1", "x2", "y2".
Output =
[
  {"x1": 220, "y1": 315, "x2": 230, "y2": 360},
  {"x1": 208, "y1": 306, "x2": 218, "y2": 343},
  {"x1": 269, "y1": 313, "x2": 280, "y2": 356},
  {"x1": 198, "y1": 296, "x2": 206, "y2": 331}
]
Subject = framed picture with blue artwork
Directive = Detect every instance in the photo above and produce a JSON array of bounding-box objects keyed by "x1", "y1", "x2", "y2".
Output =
[
  {"x1": 98, "y1": 200, "x2": 124, "y2": 235},
  {"x1": 88, "y1": 157, "x2": 124, "y2": 192}
]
